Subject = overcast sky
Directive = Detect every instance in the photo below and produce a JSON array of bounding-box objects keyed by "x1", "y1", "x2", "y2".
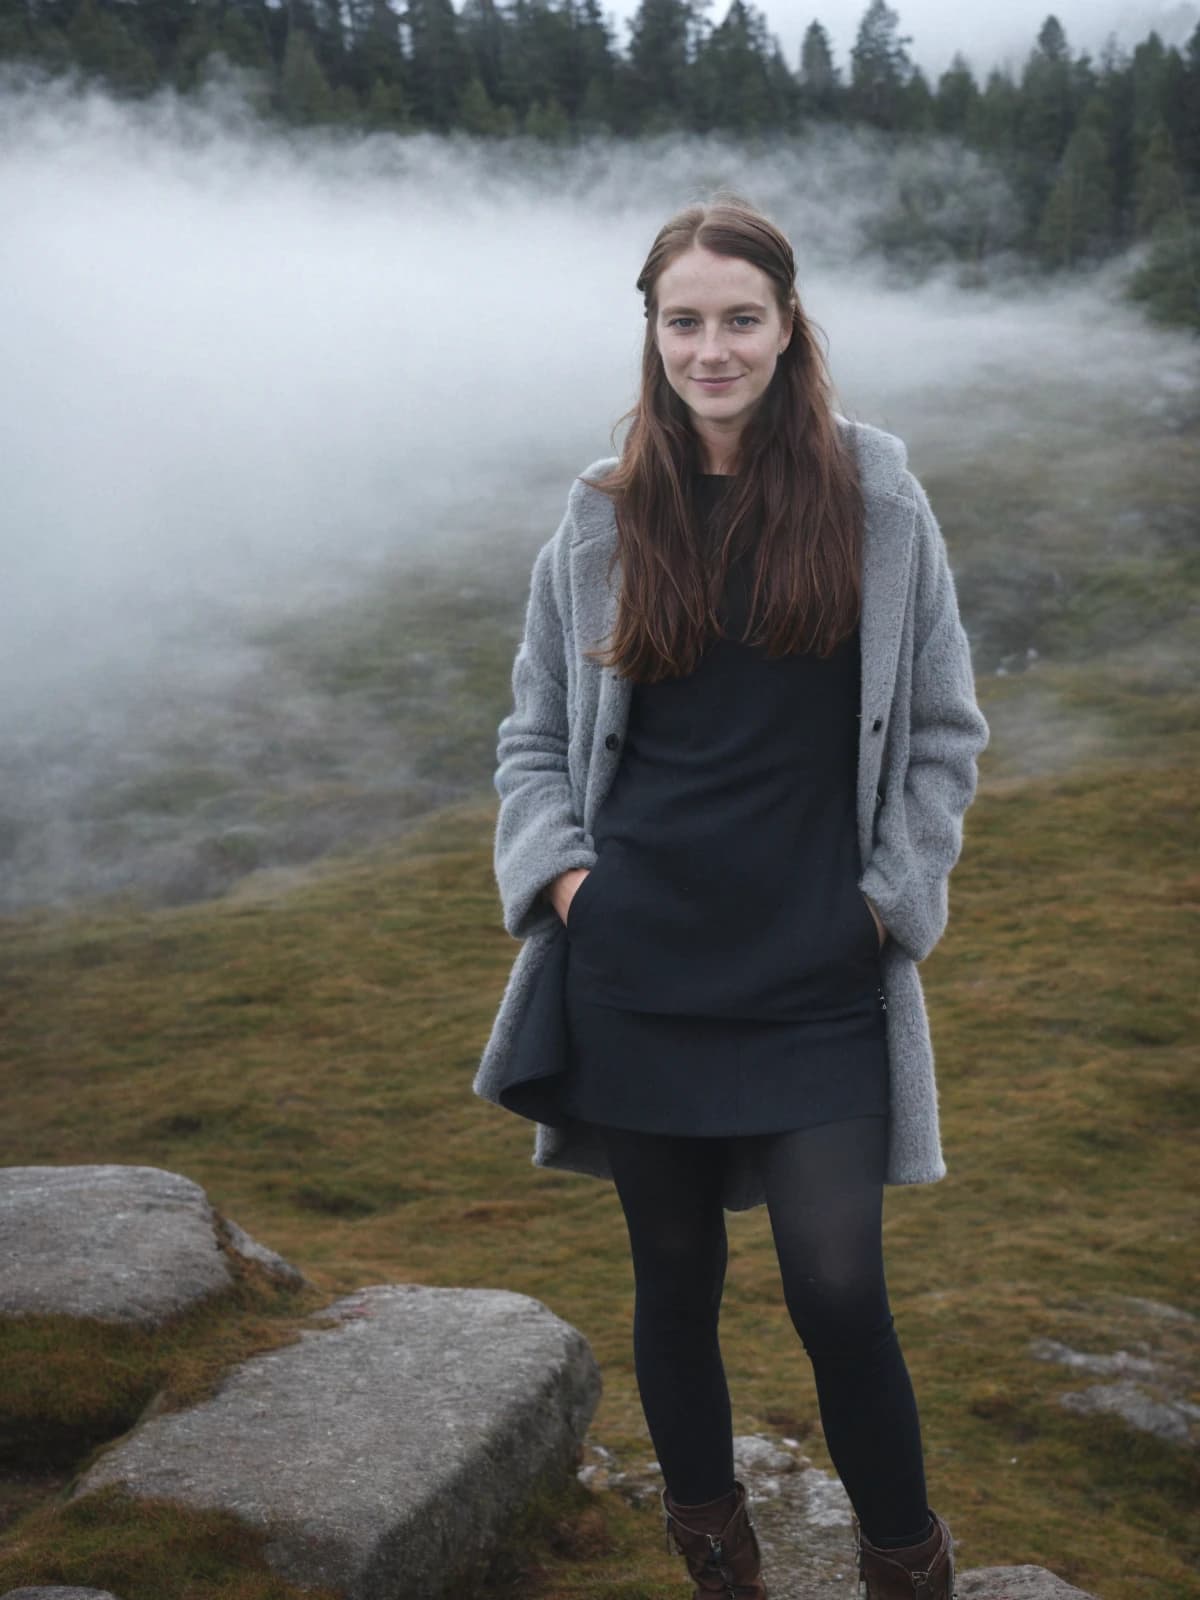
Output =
[{"x1": 600, "y1": 0, "x2": 1198, "y2": 82}]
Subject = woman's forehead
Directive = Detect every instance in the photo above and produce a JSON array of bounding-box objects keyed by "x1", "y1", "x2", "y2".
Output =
[{"x1": 656, "y1": 247, "x2": 772, "y2": 307}]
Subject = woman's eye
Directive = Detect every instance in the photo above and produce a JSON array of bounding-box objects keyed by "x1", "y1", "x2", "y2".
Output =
[{"x1": 667, "y1": 316, "x2": 760, "y2": 329}]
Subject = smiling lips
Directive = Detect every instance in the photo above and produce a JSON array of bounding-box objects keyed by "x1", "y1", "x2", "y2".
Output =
[{"x1": 696, "y1": 376, "x2": 740, "y2": 386}]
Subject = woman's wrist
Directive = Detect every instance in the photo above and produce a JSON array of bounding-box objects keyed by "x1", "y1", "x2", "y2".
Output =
[
  {"x1": 863, "y1": 893, "x2": 888, "y2": 948},
  {"x1": 549, "y1": 867, "x2": 590, "y2": 922}
]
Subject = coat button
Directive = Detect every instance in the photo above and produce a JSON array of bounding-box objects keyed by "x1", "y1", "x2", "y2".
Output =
[
  {"x1": 605, "y1": 733, "x2": 620, "y2": 751},
  {"x1": 871, "y1": 716, "x2": 883, "y2": 732}
]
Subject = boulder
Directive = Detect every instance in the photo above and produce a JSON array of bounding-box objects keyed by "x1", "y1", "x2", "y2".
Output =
[
  {"x1": 71, "y1": 1284, "x2": 601, "y2": 1599},
  {"x1": 0, "y1": 1165, "x2": 307, "y2": 1326},
  {"x1": 1, "y1": 1591, "x2": 123, "y2": 1599},
  {"x1": 957, "y1": 1570, "x2": 1099, "y2": 1598}
]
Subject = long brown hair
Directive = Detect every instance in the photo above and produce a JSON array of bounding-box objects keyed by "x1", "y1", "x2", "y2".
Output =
[{"x1": 581, "y1": 192, "x2": 865, "y2": 683}]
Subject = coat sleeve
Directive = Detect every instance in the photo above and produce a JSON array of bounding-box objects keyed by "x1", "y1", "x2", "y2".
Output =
[
  {"x1": 858, "y1": 473, "x2": 990, "y2": 964},
  {"x1": 493, "y1": 522, "x2": 598, "y2": 940}
]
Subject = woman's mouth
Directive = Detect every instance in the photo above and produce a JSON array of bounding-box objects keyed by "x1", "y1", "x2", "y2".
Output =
[{"x1": 695, "y1": 376, "x2": 740, "y2": 389}]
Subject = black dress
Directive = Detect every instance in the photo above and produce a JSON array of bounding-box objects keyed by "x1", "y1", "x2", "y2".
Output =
[{"x1": 554, "y1": 474, "x2": 890, "y2": 1138}]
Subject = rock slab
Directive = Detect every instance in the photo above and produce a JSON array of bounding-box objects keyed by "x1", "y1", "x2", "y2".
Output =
[
  {"x1": 71, "y1": 1283, "x2": 602, "y2": 1599},
  {"x1": 957, "y1": 1570, "x2": 1099, "y2": 1599},
  {"x1": 578, "y1": 1433, "x2": 1099, "y2": 1599},
  {"x1": 0, "y1": 1165, "x2": 306, "y2": 1325},
  {"x1": 1, "y1": 1591, "x2": 122, "y2": 1598}
]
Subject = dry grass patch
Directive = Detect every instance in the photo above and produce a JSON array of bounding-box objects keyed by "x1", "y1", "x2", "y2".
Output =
[{"x1": 1, "y1": 754, "x2": 1197, "y2": 1596}]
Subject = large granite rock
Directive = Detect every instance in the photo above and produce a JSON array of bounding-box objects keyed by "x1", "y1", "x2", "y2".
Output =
[
  {"x1": 0, "y1": 1165, "x2": 306, "y2": 1325},
  {"x1": 71, "y1": 1284, "x2": 601, "y2": 1599}
]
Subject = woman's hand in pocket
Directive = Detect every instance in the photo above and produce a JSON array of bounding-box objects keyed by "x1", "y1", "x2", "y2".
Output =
[
  {"x1": 862, "y1": 893, "x2": 888, "y2": 950},
  {"x1": 549, "y1": 867, "x2": 591, "y2": 926}
]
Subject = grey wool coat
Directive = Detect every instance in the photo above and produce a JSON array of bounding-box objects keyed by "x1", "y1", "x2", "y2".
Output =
[{"x1": 473, "y1": 413, "x2": 990, "y2": 1212}]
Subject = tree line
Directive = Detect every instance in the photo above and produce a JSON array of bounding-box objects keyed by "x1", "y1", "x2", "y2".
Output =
[{"x1": 2, "y1": 0, "x2": 1197, "y2": 328}]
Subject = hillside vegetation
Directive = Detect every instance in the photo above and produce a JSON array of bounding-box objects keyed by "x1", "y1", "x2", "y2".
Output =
[{"x1": 1, "y1": 720, "x2": 1197, "y2": 1594}]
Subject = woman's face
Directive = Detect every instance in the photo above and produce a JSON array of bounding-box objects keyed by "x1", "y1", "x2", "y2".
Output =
[{"x1": 652, "y1": 245, "x2": 792, "y2": 469}]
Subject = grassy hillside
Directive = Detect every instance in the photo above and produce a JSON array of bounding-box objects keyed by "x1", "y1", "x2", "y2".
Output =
[{"x1": 1, "y1": 707, "x2": 1197, "y2": 1595}]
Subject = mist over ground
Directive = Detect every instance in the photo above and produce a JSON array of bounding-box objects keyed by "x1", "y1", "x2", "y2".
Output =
[{"x1": 2, "y1": 69, "x2": 1196, "y2": 913}]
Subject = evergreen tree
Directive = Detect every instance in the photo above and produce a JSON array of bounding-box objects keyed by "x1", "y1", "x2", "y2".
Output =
[
  {"x1": 343, "y1": 0, "x2": 404, "y2": 100},
  {"x1": 364, "y1": 70, "x2": 412, "y2": 126},
  {"x1": 67, "y1": 0, "x2": 156, "y2": 91},
  {"x1": 1134, "y1": 119, "x2": 1187, "y2": 237},
  {"x1": 403, "y1": 0, "x2": 470, "y2": 129},
  {"x1": 848, "y1": 0, "x2": 913, "y2": 130},
  {"x1": 572, "y1": 0, "x2": 616, "y2": 131},
  {"x1": 174, "y1": 7, "x2": 221, "y2": 88},
  {"x1": 1017, "y1": 14, "x2": 1075, "y2": 170},
  {"x1": 576, "y1": 72, "x2": 612, "y2": 134},
  {"x1": 524, "y1": 89, "x2": 569, "y2": 136},
  {"x1": 1036, "y1": 110, "x2": 1114, "y2": 267},
  {"x1": 0, "y1": 0, "x2": 32, "y2": 58},
  {"x1": 933, "y1": 50, "x2": 978, "y2": 136},
  {"x1": 492, "y1": 0, "x2": 533, "y2": 123},
  {"x1": 624, "y1": 0, "x2": 708, "y2": 132},
  {"x1": 1014, "y1": 15, "x2": 1077, "y2": 230},
  {"x1": 898, "y1": 61, "x2": 933, "y2": 132},
  {"x1": 459, "y1": 0, "x2": 504, "y2": 104},
  {"x1": 519, "y1": 0, "x2": 574, "y2": 120},
  {"x1": 129, "y1": 0, "x2": 194, "y2": 74},
  {"x1": 459, "y1": 68, "x2": 501, "y2": 130},
  {"x1": 549, "y1": 0, "x2": 615, "y2": 126},
  {"x1": 1068, "y1": 47, "x2": 1097, "y2": 120},
  {"x1": 967, "y1": 64, "x2": 1020, "y2": 157},
  {"x1": 797, "y1": 19, "x2": 838, "y2": 117},
  {"x1": 173, "y1": 4, "x2": 273, "y2": 90},
  {"x1": 693, "y1": 0, "x2": 781, "y2": 133},
  {"x1": 1175, "y1": 22, "x2": 1200, "y2": 183},
  {"x1": 279, "y1": 20, "x2": 333, "y2": 119},
  {"x1": 1092, "y1": 32, "x2": 1136, "y2": 243},
  {"x1": 764, "y1": 37, "x2": 798, "y2": 130},
  {"x1": 1124, "y1": 196, "x2": 1200, "y2": 329},
  {"x1": 226, "y1": 0, "x2": 280, "y2": 75},
  {"x1": 1129, "y1": 30, "x2": 1171, "y2": 146}
]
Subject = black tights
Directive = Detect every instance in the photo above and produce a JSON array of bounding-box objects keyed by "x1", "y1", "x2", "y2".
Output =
[{"x1": 597, "y1": 1115, "x2": 932, "y2": 1549}]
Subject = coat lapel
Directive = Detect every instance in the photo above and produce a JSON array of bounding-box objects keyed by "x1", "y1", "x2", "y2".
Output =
[{"x1": 857, "y1": 490, "x2": 918, "y2": 805}]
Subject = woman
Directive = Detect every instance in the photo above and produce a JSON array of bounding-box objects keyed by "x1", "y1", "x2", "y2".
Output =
[{"x1": 474, "y1": 193, "x2": 988, "y2": 1599}]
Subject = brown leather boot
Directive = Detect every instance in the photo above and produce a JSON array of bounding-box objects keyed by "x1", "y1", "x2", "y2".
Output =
[
  {"x1": 661, "y1": 1478, "x2": 767, "y2": 1598},
  {"x1": 851, "y1": 1506, "x2": 957, "y2": 1599}
]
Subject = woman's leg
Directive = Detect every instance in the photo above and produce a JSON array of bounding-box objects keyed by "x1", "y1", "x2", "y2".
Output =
[
  {"x1": 751, "y1": 1114, "x2": 933, "y2": 1548},
  {"x1": 597, "y1": 1123, "x2": 735, "y2": 1506}
]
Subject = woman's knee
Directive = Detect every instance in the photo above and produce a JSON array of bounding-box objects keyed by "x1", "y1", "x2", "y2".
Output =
[{"x1": 777, "y1": 1256, "x2": 894, "y2": 1360}]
